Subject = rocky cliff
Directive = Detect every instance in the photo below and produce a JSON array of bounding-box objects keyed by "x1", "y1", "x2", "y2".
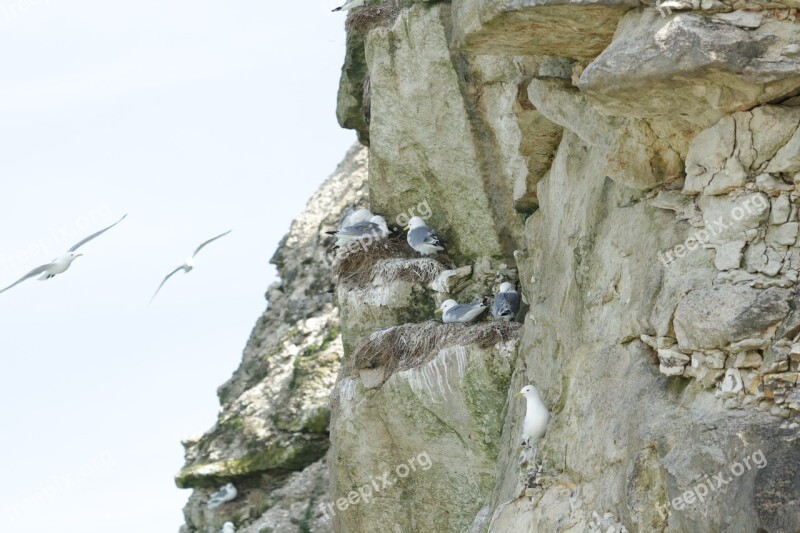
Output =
[{"x1": 179, "y1": 1, "x2": 800, "y2": 531}]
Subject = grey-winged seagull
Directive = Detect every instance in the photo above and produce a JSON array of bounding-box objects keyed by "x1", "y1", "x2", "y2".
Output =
[
  {"x1": 406, "y1": 216, "x2": 444, "y2": 255},
  {"x1": 207, "y1": 482, "x2": 237, "y2": 510},
  {"x1": 436, "y1": 298, "x2": 488, "y2": 323},
  {"x1": 492, "y1": 282, "x2": 520, "y2": 321},
  {"x1": 150, "y1": 230, "x2": 232, "y2": 303},
  {"x1": 327, "y1": 215, "x2": 389, "y2": 248},
  {"x1": 0, "y1": 214, "x2": 127, "y2": 295}
]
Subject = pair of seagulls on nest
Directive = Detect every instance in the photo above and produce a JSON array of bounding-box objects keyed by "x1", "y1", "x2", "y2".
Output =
[
  {"x1": 0, "y1": 213, "x2": 232, "y2": 302},
  {"x1": 327, "y1": 208, "x2": 444, "y2": 256},
  {"x1": 437, "y1": 282, "x2": 520, "y2": 324}
]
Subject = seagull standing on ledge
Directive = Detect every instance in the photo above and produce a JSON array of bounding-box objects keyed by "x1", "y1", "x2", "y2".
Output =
[
  {"x1": 406, "y1": 216, "x2": 445, "y2": 255},
  {"x1": 517, "y1": 384, "x2": 550, "y2": 464},
  {"x1": 332, "y1": 0, "x2": 367, "y2": 11},
  {"x1": 0, "y1": 214, "x2": 128, "y2": 294},
  {"x1": 150, "y1": 230, "x2": 232, "y2": 303},
  {"x1": 492, "y1": 282, "x2": 520, "y2": 321}
]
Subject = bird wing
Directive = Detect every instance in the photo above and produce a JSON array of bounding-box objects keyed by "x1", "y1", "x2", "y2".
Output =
[
  {"x1": 333, "y1": 221, "x2": 378, "y2": 237},
  {"x1": 149, "y1": 266, "x2": 185, "y2": 303},
  {"x1": 192, "y1": 230, "x2": 232, "y2": 258},
  {"x1": 408, "y1": 226, "x2": 442, "y2": 247},
  {"x1": 68, "y1": 214, "x2": 128, "y2": 252},
  {"x1": 0, "y1": 263, "x2": 54, "y2": 294},
  {"x1": 493, "y1": 292, "x2": 520, "y2": 317}
]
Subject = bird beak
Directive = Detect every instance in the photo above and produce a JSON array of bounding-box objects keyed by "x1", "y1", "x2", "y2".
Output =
[
  {"x1": 75, "y1": 253, "x2": 84, "y2": 258},
  {"x1": 515, "y1": 391, "x2": 524, "y2": 398},
  {"x1": 403, "y1": 225, "x2": 410, "y2": 232},
  {"x1": 434, "y1": 308, "x2": 443, "y2": 314}
]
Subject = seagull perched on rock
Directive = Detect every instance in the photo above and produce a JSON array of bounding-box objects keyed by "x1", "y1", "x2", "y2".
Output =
[
  {"x1": 332, "y1": 0, "x2": 368, "y2": 11},
  {"x1": 492, "y1": 282, "x2": 520, "y2": 321},
  {"x1": 207, "y1": 483, "x2": 237, "y2": 510},
  {"x1": 436, "y1": 298, "x2": 488, "y2": 324},
  {"x1": 406, "y1": 216, "x2": 444, "y2": 255},
  {"x1": 150, "y1": 230, "x2": 232, "y2": 303},
  {"x1": 326, "y1": 215, "x2": 389, "y2": 248},
  {"x1": 0, "y1": 214, "x2": 127, "y2": 295},
  {"x1": 220, "y1": 522, "x2": 235, "y2": 533},
  {"x1": 518, "y1": 384, "x2": 550, "y2": 464}
]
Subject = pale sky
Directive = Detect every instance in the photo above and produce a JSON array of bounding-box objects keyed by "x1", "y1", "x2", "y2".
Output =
[{"x1": 0, "y1": 1, "x2": 353, "y2": 531}]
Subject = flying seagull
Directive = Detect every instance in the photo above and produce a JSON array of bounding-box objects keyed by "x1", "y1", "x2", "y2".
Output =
[
  {"x1": 332, "y1": 0, "x2": 367, "y2": 11},
  {"x1": 492, "y1": 282, "x2": 520, "y2": 321},
  {"x1": 436, "y1": 298, "x2": 488, "y2": 324},
  {"x1": 150, "y1": 230, "x2": 232, "y2": 303},
  {"x1": 517, "y1": 384, "x2": 550, "y2": 464},
  {"x1": 207, "y1": 482, "x2": 238, "y2": 510},
  {"x1": 406, "y1": 216, "x2": 444, "y2": 255},
  {"x1": 0, "y1": 214, "x2": 128, "y2": 295}
]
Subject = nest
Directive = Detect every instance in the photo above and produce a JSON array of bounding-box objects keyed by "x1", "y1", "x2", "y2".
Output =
[
  {"x1": 331, "y1": 236, "x2": 431, "y2": 285},
  {"x1": 349, "y1": 320, "x2": 522, "y2": 379},
  {"x1": 345, "y1": 3, "x2": 401, "y2": 35}
]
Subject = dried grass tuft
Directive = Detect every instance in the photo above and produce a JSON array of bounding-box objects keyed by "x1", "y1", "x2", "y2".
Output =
[
  {"x1": 332, "y1": 236, "x2": 436, "y2": 285},
  {"x1": 349, "y1": 321, "x2": 521, "y2": 379},
  {"x1": 345, "y1": 3, "x2": 401, "y2": 35}
]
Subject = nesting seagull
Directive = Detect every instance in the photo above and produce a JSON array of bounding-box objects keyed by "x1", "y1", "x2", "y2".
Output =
[
  {"x1": 406, "y1": 216, "x2": 444, "y2": 255},
  {"x1": 518, "y1": 384, "x2": 550, "y2": 464},
  {"x1": 340, "y1": 207, "x2": 373, "y2": 227},
  {"x1": 207, "y1": 483, "x2": 237, "y2": 510},
  {"x1": 0, "y1": 214, "x2": 128, "y2": 295},
  {"x1": 436, "y1": 298, "x2": 488, "y2": 324},
  {"x1": 326, "y1": 215, "x2": 390, "y2": 248},
  {"x1": 492, "y1": 282, "x2": 520, "y2": 321},
  {"x1": 332, "y1": 0, "x2": 368, "y2": 11},
  {"x1": 220, "y1": 522, "x2": 236, "y2": 533},
  {"x1": 150, "y1": 230, "x2": 232, "y2": 303}
]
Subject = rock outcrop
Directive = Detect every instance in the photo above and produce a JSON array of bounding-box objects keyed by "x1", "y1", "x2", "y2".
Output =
[{"x1": 179, "y1": 0, "x2": 800, "y2": 531}]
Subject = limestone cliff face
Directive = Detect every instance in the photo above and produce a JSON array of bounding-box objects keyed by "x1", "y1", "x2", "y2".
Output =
[
  {"x1": 176, "y1": 145, "x2": 367, "y2": 533},
  {"x1": 330, "y1": 1, "x2": 800, "y2": 532},
  {"x1": 179, "y1": 1, "x2": 800, "y2": 531}
]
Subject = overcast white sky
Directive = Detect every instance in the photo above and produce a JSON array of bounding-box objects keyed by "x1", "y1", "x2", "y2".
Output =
[{"x1": 0, "y1": 1, "x2": 353, "y2": 531}]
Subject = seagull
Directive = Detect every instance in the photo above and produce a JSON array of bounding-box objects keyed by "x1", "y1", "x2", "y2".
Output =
[
  {"x1": 340, "y1": 207, "x2": 373, "y2": 228},
  {"x1": 326, "y1": 215, "x2": 390, "y2": 247},
  {"x1": 406, "y1": 216, "x2": 444, "y2": 255},
  {"x1": 492, "y1": 282, "x2": 520, "y2": 321},
  {"x1": 150, "y1": 230, "x2": 232, "y2": 303},
  {"x1": 207, "y1": 483, "x2": 237, "y2": 510},
  {"x1": 517, "y1": 384, "x2": 550, "y2": 464},
  {"x1": 332, "y1": 0, "x2": 367, "y2": 11},
  {"x1": 220, "y1": 522, "x2": 235, "y2": 533},
  {"x1": 436, "y1": 298, "x2": 488, "y2": 324},
  {"x1": 0, "y1": 214, "x2": 127, "y2": 295}
]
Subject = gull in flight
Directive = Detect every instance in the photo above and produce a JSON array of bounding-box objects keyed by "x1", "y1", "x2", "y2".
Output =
[
  {"x1": 0, "y1": 214, "x2": 127, "y2": 295},
  {"x1": 332, "y1": 0, "x2": 368, "y2": 11},
  {"x1": 150, "y1": 230, "x2": 232, "y2": 303}
]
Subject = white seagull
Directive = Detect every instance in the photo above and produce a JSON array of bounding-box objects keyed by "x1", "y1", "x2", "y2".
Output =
[
  {"x1": 492, "y1": 282, "x2": 520, "y2": 321},
  {"x1": 207, "y1": 482, "x2": 238, "y2": 510},
  {"x1": 0, "y1": 214, "x2": 128, "y2": 295},
  {"x1": 332, "y1": 0, "x2": 368, "y2": 11},
  {"x1": 220, "y1": 522, "x2": 236, "y2": 533},
  {"x1": 406, "y1": 216, "x2": 444, "y2": 255},
  {"x1": 436, "y1": 298, "x2": 488, "y2": 324},
  {"x1": 517, "y1": 384, "x2": 550, "y2": 464},
  {"x1": 150, "y1": 230, "x2": 232, "y2": 303},
  {"x1": 326, "y1": 215, "x2": 389, "y2": 248}
]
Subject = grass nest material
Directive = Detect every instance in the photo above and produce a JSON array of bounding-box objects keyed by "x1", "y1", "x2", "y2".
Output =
[
  {"x1": 332, "y1": 235, "x2": 446, "y2": 286},
  {"x1": 345, "y1": 3, "x2": 402, "y2": 34},
  {"x1": 348, "y1": 320, "x2": 522, "y2": 379}
]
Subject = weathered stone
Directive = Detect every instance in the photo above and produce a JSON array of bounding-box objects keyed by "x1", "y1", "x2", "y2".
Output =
[
  {"x1": 674, "y1": 285, "x2": 791, "y2": 351},
  {"x1": 770, "y1": 194, "x2": 792, "y2": 224},
  {"x1": 714, "y1": 240, "x2": 746, "y2": 270},
  {"x1": 757, "y1": 173, "x2": 796, "y2": 194},
  {"x1": 763, "y1": 372, "x2": 799, "y2": 400},
  {"x1": 451, "y1": 0, "x2": 638, "y2": 58},
  {"x1": 719, "y1": 368, "x2": 744, "y2": 396},
  {"x1": 766, "y1": 222, "x2": 799, "y2": 247},
  {"x1": 658, "y1": 348, "x2": 690, "y2": 375},
  {"x1": 579, "y1": 11, "x2": 800, "y2": 126},
  {"x1": 697, "y1": 192, "x2": 770, "y2": 243},
  {"x1": 713, "y1": 10, "x2": 764, "y2": 28},
  {"x1": 733, "y1": 350, "x2": 763, "y2": 369}
]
